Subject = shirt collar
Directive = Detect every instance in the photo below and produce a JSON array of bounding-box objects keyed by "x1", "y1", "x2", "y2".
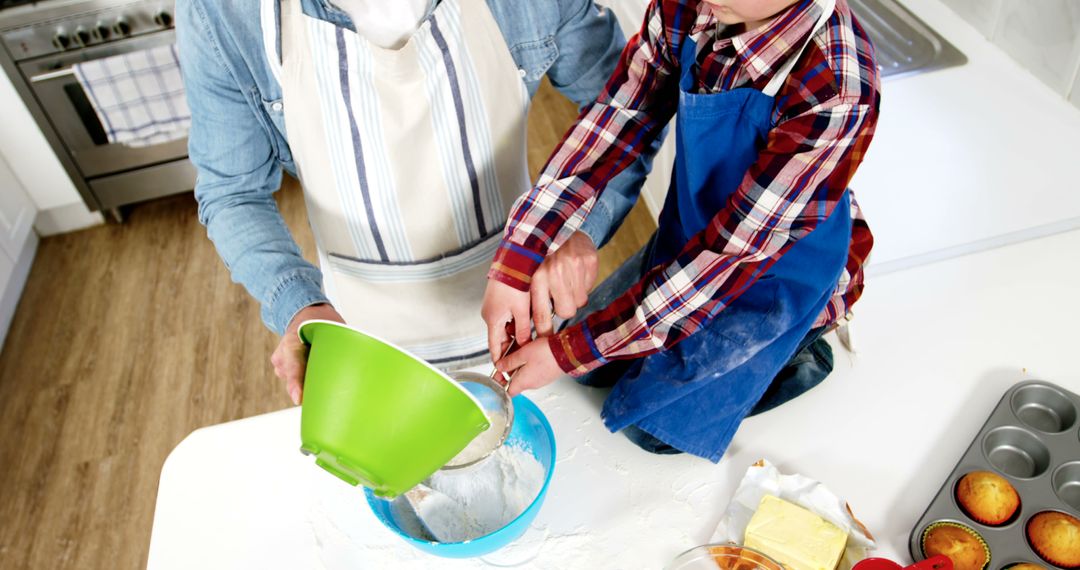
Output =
[
  {"x1": 302, "y1": 0, "x2": 355, "y2": 30},
  {"x1": 299, "y1": 0, "x2": 439, "y2": 33},
  {"x1": 692, "y1": 0, "x2": 826, "y2": 85}
]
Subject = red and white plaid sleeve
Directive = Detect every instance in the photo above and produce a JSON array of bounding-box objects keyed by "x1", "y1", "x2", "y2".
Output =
[{"x1": 487, "y1": 0, "x2": 686, "y2": 291}]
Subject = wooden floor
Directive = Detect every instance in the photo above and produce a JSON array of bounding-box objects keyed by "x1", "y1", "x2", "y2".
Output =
[{"x1": 0, "y1": 81, "x2": 654, "y2": 569}]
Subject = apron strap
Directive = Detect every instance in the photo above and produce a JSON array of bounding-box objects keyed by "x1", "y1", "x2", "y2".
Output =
[
  {"x1": 280, "y1": 0, "x2": 300, "y2": 47},
  {"x1": 261, "y1": 0, "x2": 285, "y2": 83},
  {"x1": 762, "y1": 0, "x2": 836, "y2": 97}
]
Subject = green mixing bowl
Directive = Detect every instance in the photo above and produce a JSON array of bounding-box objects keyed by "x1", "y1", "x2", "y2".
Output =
[{"x1": 297, "y1": 320, "x2": 490, "y2": 498}]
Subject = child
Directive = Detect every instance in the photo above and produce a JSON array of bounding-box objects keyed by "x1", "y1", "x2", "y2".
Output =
[{"x1": 482, "y1": 0, "x2": 880, "y2": 461}]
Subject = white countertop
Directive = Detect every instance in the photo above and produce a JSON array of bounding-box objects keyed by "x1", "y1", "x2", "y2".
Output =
[
  {"x1": 838, "y1": 0, "x2": 1080, "y2": 273},
  {"x1": 147, "y1": 226, "x2": 1080, "y2": 569}
]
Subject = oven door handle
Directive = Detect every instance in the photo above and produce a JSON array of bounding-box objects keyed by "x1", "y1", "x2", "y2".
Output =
[{"x1": 29, "y1": 67, "x2": 77, "y2": 83}]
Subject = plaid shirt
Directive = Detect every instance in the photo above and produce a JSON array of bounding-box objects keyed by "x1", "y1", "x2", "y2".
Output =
[{"x1": 489, "y1": 0, "x2": 880, "y2": 375}]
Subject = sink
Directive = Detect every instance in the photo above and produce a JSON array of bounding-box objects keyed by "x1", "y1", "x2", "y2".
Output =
[{"x1": 849, "y1": 0, "x2": 967, "y2": 78}]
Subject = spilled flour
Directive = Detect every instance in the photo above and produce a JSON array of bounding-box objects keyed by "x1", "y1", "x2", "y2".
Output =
[{"x1": 392, "y1": 442, "x2": 544, "y2": 543}]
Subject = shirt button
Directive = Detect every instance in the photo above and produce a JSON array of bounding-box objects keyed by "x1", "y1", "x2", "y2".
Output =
[
  {"x1": 271, "y1": 101, "x2": 283, "y2": 112},
  {"x1": 518, "y1": 68, "x2": 527, "y2": 78}
]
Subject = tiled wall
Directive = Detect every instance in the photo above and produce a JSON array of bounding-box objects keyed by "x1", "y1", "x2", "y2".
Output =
[{"x1": 941, "y1": 0, "x2": 1080, "y2": 111}]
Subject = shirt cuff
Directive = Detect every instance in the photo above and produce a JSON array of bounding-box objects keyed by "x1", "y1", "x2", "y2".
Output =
[
  {"x1": 549, "y1": 321, "x2": 608, "y2": 376},
  {"x1": 487, "y1": 241, "x2": 546, "y2": 292},
  {"x1": 264, "y1": 271, "x2": 330, "y2": 335},
  {"x1": 576, "y1": 198, "x2": 612, "y2": 249}
]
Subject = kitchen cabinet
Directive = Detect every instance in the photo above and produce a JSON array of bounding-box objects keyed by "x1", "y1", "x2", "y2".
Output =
[
  {"x1": 0, "y1": 251, "x2": 13, "y2": 300},
  {"x1": 0, "y1": 150, "x2": 38, "y2": 347},
  {"x1": 0, "y1": 152, "x2": 35, "y2": 260},
  {"x1": 0, "y1": 57, "x2": 101, "y2": 235}
]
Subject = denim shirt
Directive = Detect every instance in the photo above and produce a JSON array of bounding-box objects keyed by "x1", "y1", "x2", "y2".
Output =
[{"x1": 177, "y1": 0, "x2": 659, "y2": 335}]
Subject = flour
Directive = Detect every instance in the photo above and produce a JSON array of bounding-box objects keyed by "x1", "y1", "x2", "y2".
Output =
[
  {"x1": 304, "y1": 377, "x2": 747, "y2": 569},
  {"x1": 399, "y1": 442, "x2": 545, "y2": 543},
  {"x1": 444, "y1": 411, "x2": 508, "y2": 468}
]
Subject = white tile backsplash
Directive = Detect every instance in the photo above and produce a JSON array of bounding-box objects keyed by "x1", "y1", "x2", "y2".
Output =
[
  {"x1": 992, "y1": 0, "x2": 1080, "y2": 95},
  {"x1": 939, "y1": 0, "x2": 1002, "y2": 38}
]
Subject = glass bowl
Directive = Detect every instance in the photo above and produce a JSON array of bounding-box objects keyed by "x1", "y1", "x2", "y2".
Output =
[{"x1": 667, "y1": 544, "x2": 786, "y2": 570}]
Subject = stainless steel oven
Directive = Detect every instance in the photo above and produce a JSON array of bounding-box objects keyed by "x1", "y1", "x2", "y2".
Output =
[{"x1": 0, "y1": 0, "x2": 192, "y2": 219}]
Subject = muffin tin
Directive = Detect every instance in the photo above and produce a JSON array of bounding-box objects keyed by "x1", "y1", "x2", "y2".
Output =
[{"x1": 909, "y1": 380, "x2": 1080, "y2": 569}]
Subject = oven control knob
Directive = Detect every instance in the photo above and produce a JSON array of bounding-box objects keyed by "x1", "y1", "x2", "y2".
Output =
[
  {"x1": 94, "y1": 23, "x2": 111, "y2": 41},
  {"x1": 112, "y1": 18, "x2": 132, "y2": 37},
  {"x1": 74, "y1": 27, "x2": 92, "y2": 46},
  {"x1": 52, "y1": 32, "x2": 71, "y2": 50},
  {"x1": 153, "y1": 11, "x2": 173, "y2": 28}
]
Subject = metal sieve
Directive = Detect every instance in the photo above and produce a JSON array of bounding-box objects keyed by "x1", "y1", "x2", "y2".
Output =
[
  {"x1": 441, "y1": 369, "x2": 514, "y2": 470},
  {"x1": 441, "y1": 331, "x2": 528, "y2": 469}
]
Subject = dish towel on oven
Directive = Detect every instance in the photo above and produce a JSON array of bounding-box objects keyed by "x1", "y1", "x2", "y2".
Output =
[{"x1": 73, "y1": 44, "x2": 190, "y2": 148}]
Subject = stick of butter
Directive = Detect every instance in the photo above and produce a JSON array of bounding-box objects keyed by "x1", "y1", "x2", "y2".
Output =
[{"x1": 744, "y1": 495, "x2": 849, "y2": 570}]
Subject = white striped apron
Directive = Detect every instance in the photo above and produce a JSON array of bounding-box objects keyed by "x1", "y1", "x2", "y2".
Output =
[{"x1": 271, "y1": 0, "x2": 530, "y2": 367}]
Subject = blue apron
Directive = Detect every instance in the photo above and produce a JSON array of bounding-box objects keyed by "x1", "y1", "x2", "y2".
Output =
[{"x1": 596, "y1": 10, "x2": 852, "y2": 462}]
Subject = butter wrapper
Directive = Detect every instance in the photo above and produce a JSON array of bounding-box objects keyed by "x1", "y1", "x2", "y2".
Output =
[{"x1": 711, "y1": 459, "x2": 876, "y2": 570}]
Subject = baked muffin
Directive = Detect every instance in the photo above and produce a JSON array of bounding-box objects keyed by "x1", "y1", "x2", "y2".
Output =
[
  {"x1": 921, "y1": 522, "x2": 991, "y2": 570},
  {"x1": 1006, "y1": 564, "x2": 1048, "y2": 570},
  {"x1": 1027, "y1": 511, "x2": 1080, "y2": 568},
  {"x1": 955, "y1": 471, "x2": 1020, "y2": 525}
]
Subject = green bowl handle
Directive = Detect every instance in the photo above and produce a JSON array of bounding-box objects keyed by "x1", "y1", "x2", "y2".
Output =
[
  {"x1": 304, "y1": 445, "x2": 381, "y2": 490},
  {"x1": 315, "y1": 457, "x2": 361, "y2": 486}
]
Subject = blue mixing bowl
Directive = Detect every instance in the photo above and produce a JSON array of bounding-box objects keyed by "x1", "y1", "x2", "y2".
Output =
[{"x1": 364, "y1": 393, "x2": 556, "y2": 558}]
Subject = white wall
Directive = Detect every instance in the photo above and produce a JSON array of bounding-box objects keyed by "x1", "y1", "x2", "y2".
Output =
[{"x1": 0, "y1": 63, "x2": 102, "y2": 233}]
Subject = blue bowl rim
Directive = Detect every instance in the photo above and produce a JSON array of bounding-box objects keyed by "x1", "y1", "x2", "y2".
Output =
[{"x1": 363, "y1": 392, "x2": 557, "y2": 547}]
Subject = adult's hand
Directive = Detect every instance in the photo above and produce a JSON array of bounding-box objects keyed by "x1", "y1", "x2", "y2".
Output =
[
  {"x1": 494, "y1": 337, "x2": 563, "y2": 396},
  {"x1": 530, "y1": 231, "x2": 598, "y2": 337},
  {"x1": 481, "y1": 279, "x2": 532, "y2": 365},
  {"x1": 271, "y1": 303, "x2": 344, "y2": 405}
]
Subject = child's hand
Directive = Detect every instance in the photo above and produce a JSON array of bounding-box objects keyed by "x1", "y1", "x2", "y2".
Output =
[
  {"x1": 530, "y1": 231, "x2": 598, "y2": 337},
  {"x1": 481, "y1": 279, "x2": 533, "y2": 364},
  {"x1": 271, "y1": 303, "x2": 345, "y2": 405},
  {"x1": 495, "y1": 337, "x2": 563, "y2": 396}
]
